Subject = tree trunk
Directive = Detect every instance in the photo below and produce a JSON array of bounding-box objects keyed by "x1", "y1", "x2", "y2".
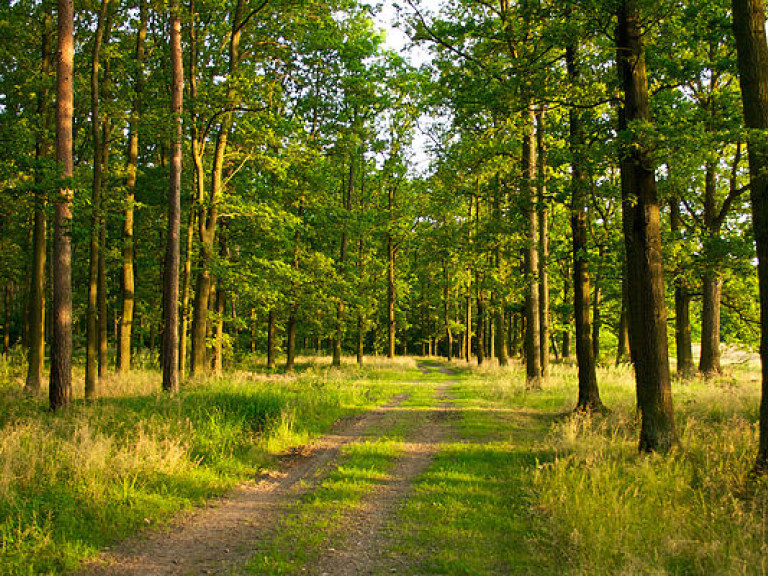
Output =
[
  {"x1": 190, "y1": 0, "x2": 243, "y2": 376},
  {"x1": 494, "y1": 305, "x2": 507, "y2": 366},
  {"x1": 732, "y1": 0, "x2": 768, "y2": 470},
  {"x1": 568, "y1": 43, "x2": 603, "y2": 411},
  {"x1": 562, "y1": 268, "x2": 572, "y2": 359},
  {"x1": 356, "y1": 314, "x2": 364, "y2": 364},
  {"x1": 476, "y1": 278, "x2": 485, "y2": 365},
  {"x1": 50, "y1": 0, "x2": 74, "y2": 411},
  {"x1": 98, "y1": 200, "x2": 108, "y2": 377},
  {"x1": 26, "y1": 7, "x2": 53, "y2": 394},
  {"x1": 522, "y1": 103, "x2": 541, "y2": 386},
  {"x1": 3, "y1": 286, "x2": 10, "y2": 354},
  {"x1": 285, "y1": 193, "x2": 304, "y2": 373},
  {"x1": 699, "y1": 162, "x2": 723, "y2": 374},
  {"x1": 98, "y1": 118, "x2": 110, "y2": 377},
  {"x1": 213, "y1": 284, "x2": 225, "y2": 375},
  {"x1": 444, "y1": 266, "x2": 454, "y2": 361},
  {"x1": 118, "y1": 0, "x2": 146, "y2": 374},
  {"x1": 179, "y1": 206, "x2": 195, "y2": 375},
  {"x1": 616, "y1": 268, "x2": 631, "y2": 365},
  {"x1": 669, "y1": 196, "x2": 693, "y2": 377},
  {"x1": 266, "y1": 309, "x2": 276, "y2": 369},
  {"x1": 333, "y1": 160, "x2": 354, "y2": 367},
  {"x1": 212, "y1": 233, "x2": 229, "y2": 375},
  {"x1": 387, "y1": 212, "x2": 396, "y2": 359},
  {"x1": 617, "y1": 0, "x2": 676, "y2": 452},
  {"x1": 162, "y1": 0, "x2": 183, "y2": 394},
  {"x1": 86, "y1": 0, "x2": 110, "y2": 399},
  {"x1": 537, "y1": 109, "x2": 550, "y2": 379},
  {"x1": 465, "y1": 285, "x2": 472, "y2": 363},
  {"x1": 285, "y1": 309, "x2": 297, "y2": 372},
  {"x1": 592, "y1": 250, "x2": 602, "y2": 362}
]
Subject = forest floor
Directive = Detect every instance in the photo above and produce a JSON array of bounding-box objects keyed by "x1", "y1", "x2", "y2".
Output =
[
  {"x1": 75, "y1": 360, "x2": 563, "y2": 575},
  {"x1": 2, "y1": 354, "x2": 767, "y2": 575}
]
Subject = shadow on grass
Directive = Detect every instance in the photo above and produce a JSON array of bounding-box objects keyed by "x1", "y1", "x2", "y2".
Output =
[{"x1": 393, "y1": 439, "x2": 563, "y2": 575}]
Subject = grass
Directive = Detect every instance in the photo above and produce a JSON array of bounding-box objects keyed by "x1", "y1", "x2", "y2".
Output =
[
  {"x1": 245, "y1": 371, "x2": 441, "y2": 575},
  {"x1": 0, "y1": 354, "x2": 410, "y2": 575},
  {"x1": 1, "y1": 352, "x2": 767, "y2": 575},
  {"x1": 450, "y1": 356, "x2": 768, "y2": 576}
]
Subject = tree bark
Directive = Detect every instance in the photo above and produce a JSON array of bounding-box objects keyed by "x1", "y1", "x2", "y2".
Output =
[
  {"x1": 285, "y1": 309, "x2": 297, "y2": 371},
  {"x1": 537, "y1": 109, "x2": 550, "y2": 379},
  {"x1": 26, "y1": 6, "x2": 53, "y2": 394},
  {"x1": 699, "y1": 162, "x2": 723, "y2": 374},
  {"x1": 568, "y1": 43, "x2": 603, "y2": 411},
  {"x1": 670, "y1": 193, "x2": 695, "y2": 376},
  {"x1": 50, "y1": 0, "x2": 74, "y2": 411},
  {"x1": 732, "y1": 0, "x2": 768, "y2": 471},
  {"x1": 162, "y1": 0, "x2": 183, "y2": 394},
  {"x1": 617, "y1": 0, "x2": 676, "y2": 452},
  {"x1": 98, "y1": 118, "x2": 110, "y2": 378},
  {"x1": 592, "y1": 246, "x2": 603, "y2": 362},
  {"x1": 86, "y1": 0, "x2": 110, "y2": 399},
  {"x1": 118, "y1": 0, "x2": 146, "y2": 374},
  {"x1": 522, "y1": 103, "x2": 541, "y2": 386},
  {"x1": 616, "y1": 264, "x2": 631, "y2": 365}
]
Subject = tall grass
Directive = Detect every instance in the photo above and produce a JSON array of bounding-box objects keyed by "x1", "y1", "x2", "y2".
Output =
[
  {"x1": 0, "y1": 356, "x2": 397, "y2": 575},
  {"x1": 468, "y1": 356, "x2": 767, "y2": 575}
]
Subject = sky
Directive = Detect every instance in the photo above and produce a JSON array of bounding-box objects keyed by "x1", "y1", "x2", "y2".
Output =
[
  {"x1": 366, "y1": 0, "x2": 442, "y2": 65},
  {"x1": 361, "y1": 0, "x2": 446, "y2": 172}
]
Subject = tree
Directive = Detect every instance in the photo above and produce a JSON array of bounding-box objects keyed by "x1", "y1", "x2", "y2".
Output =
[
  {"x1": 25, "y1": 1, "x2": 54, "y2": 395},
  {"x1": 118, "y1": 0, "x2": 148, "y2": 374},
  {"x1": 162, "y1": 0, "x2": 183, "y2": 394},
  {"x1": 732, "y1": 0, "x2": 768, "y2": 471},
  {"x1": 86, "y1": 0, "x2": 112, "y2": 399},
  {"x1": 568, "y1": 41, "x2": 603, "y2": 412},
  {"x1": 50, "y1": 0, "x2": 74, "y2": 411},
  {"x1": 616, "y1": 0, "x2": 677, "y2": 452}
]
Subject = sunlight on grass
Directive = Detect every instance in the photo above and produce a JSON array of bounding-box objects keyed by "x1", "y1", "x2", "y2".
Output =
[
  {"x1": 1, "y1": 352, "x2": 767, "y2": 575},
  {"x1": 0, "y1": 358, "x2": 413, "y2": 575}
]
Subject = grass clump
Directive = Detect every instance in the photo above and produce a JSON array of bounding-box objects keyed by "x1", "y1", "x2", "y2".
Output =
[
  {"x1": 0, "y1": 359, "x2": 396, "y2": 575},
  {"x1": 523, "y1": 363, "x2": 768, "y2": 575}
]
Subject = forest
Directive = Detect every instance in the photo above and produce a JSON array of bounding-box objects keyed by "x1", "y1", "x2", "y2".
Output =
[{"x1": 1, "y1": 0, "x2": 768, "y2": 574}]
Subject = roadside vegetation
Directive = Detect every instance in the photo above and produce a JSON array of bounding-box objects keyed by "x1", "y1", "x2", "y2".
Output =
[
  {"x1": 0, "y1": 353, "x2": 766, "y2": 575},
  {"x1": 0, "y1": 355, "x2": 410, "y2": 575}
]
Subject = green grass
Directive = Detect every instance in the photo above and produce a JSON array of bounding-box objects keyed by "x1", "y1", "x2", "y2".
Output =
[
  {"x1": 0, "y1": 356, "x2": 412, "y2": 575},
  {"x1": 387, "y1": 371, "x2": 563, "y2": 575},
  {"x1": 245, "y1": 374, "x2": 440, "y2": 575},
  {"x1": 246, "y1": 439, "x2": 407, "y2": 575},
  {"x1": 1, "y1": 353, "x2": 767, "y2": 575},
  {"x1": 451, "y1": 358, "x2": 768, "y2": 576}
]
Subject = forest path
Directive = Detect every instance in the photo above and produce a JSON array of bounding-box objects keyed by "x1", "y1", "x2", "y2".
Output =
[
  {"x1": 295, "y1": 370, "x2": 457, "y2": 576},
  {"x1": 77, "y1": 363, "x2": 457, "y2": 576}
]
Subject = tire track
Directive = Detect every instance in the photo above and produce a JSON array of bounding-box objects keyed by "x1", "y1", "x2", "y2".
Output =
[
  {"x1": 76, "y1": 393, "x2": 412, "y2": 576},
  {"x1": 306, "y1": 379, "x2": 458, "y2": 576}
]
